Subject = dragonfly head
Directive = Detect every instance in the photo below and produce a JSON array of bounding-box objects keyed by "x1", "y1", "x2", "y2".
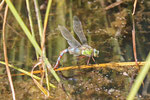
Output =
[{"x1": 93, "y1": 49, "x2": 99, "y2": 57}]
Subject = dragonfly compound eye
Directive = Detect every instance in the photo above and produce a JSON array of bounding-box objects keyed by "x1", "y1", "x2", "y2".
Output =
[{"x1": 93, "y1": 49, "x2": 99, "y2": 57}]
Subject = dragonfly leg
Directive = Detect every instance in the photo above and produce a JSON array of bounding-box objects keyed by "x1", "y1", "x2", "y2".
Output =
[
  {"x1": 87, "y1": 57, "x2": 91, "y2": 65},
  {"x1": 92, "y1": 56, "x2": 96, "y2": 64},
  {"x1": 87, "y1": 56, "x2": 96, "y2": 65}
]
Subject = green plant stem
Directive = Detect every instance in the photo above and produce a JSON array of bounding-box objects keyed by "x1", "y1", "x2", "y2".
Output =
[
  {"x1": 26, "y1": 0, "x2": 39, "y2": 59},
  {"x1": 26, "y1": 0, "x2": 36, "y2": 39},
  {"x1": 33, "y1": 0, "x2": 43, "y2": 42},
  {"x1": 44, "y1": 0, "x2": 52, "y2": 27},
  {"x1": 4, "y1": 0, "x2": 60, "y2": 82},
  {"x1": 42, "y1": 0, "x2": 53, "y2": 91},
  {"x1": 0, "y1": 61, "x2": 56, "y2": 88},
  {"x1": 127, "y1": 53, "x2": 150, "y2": 100}
]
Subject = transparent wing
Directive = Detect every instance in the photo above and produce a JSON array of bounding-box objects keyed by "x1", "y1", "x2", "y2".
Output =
[
  {"x1": 73, "y1": 16, "x2": 87, "y2": 44},
  {"x1": 58, "y1": 25, "x2": 81, "y2": 47}
]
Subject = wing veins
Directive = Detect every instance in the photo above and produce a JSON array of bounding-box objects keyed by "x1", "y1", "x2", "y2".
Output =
[
  {"x1": 73, "y1": 16, "x2": 87, "y2": 44},
  {"x1": 58, "y1": 25, "x2": 81, "y2": 47}
]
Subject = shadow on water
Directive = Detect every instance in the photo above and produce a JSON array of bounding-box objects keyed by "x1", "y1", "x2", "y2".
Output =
[{"x1": 0, "y1": 0, "x2": 150, "y2": 99}]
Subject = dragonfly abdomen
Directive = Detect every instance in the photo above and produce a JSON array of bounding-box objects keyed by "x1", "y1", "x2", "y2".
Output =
[{"x1": 54, "y1": 49, "x2": 68, "y2": 69}]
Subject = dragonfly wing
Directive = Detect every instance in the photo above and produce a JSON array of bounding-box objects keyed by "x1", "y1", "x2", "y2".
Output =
[
  {"x1": 73, "y1": 16, "x2": 87, "y2": 44},
  {"x1": 58, "y1": 25, "x2": 81, "y2": 47}
]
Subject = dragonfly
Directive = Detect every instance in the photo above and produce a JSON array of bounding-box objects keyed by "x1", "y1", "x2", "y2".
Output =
[{"x1": 54, "y1": 16, "x2": 99, "y2": 69}]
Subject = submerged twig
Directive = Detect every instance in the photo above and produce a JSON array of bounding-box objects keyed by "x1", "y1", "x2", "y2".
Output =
[
  {"x1": 2, "y1": 4, "x2": 16, "y2": 100},
  {"x1": 41, "y1": 0, "x2": 53, "y2": 91},
  {"x1": 105, "y1": 0, "x2": 124, "y2": 10},
  {"x1": 6, "y1": 62, "x2": 145, "y2": 77},
  {"x1": 0, "y1": 14, "x2": 24, "y2": 37},
  {"x1": 132, "y1": 0, "x2": 137, "y2": 15},
  {"x1": 41, "y1": 0, "x2": 52, "y2": 51},
  {"x1": 0, "y1": 0, "x2": 5, "y2": 11},
  {"x1": 55, "y1": 62, "x2": 145, "y2": 71},
  {"x1": 31, "y1": 60, "x2": 50, "y2": 97},
  {"x1": 132, "y1": 16, "x2": 138, "y2": 66}
]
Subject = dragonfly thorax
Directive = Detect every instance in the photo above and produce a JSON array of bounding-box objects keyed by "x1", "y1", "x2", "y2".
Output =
[
  {"x1": 80, "y1": 45, "x2": 93, "y2": 57},
  {"x1": 81, "y1": 45, "x2": 99, "y2": 57}
]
